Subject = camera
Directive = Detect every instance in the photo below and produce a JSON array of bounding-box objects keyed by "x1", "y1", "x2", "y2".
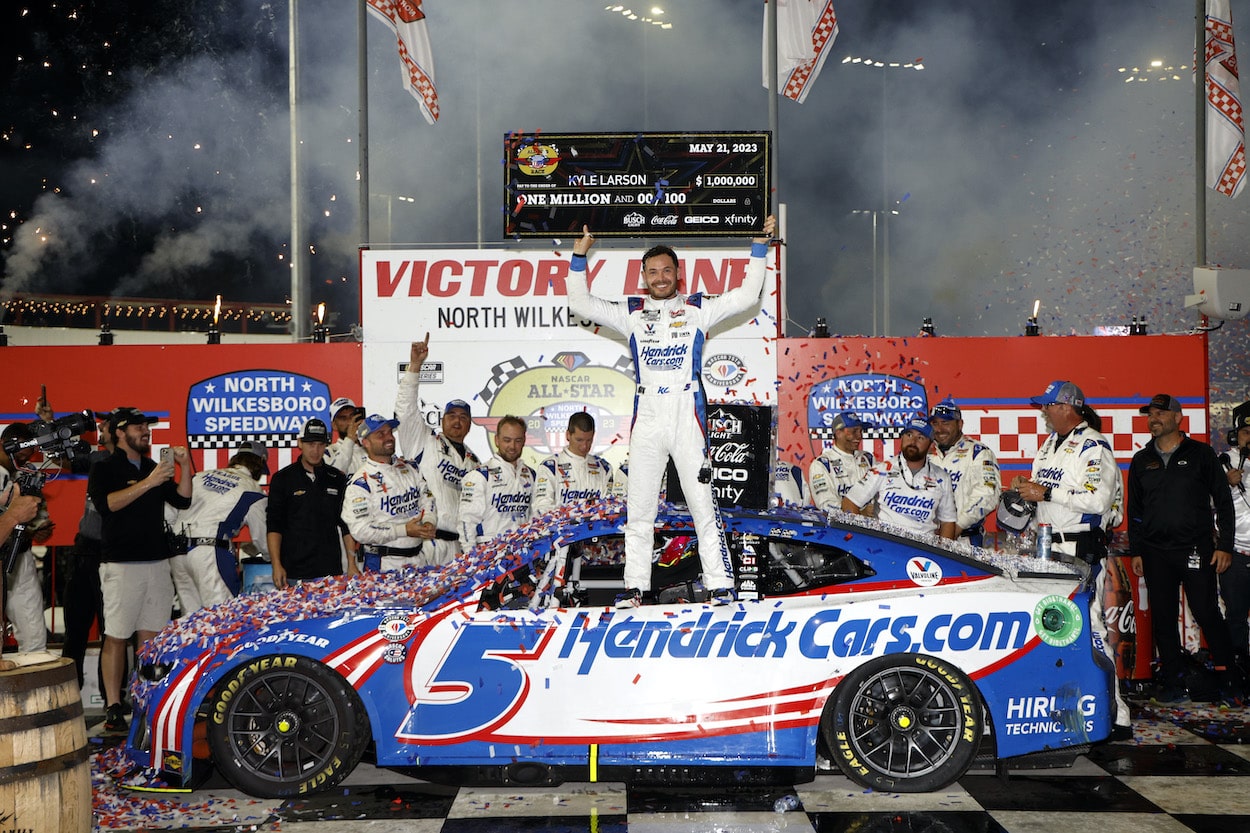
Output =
[{"x1": 2, "y1": 409, "x2": 95, "y2": 463}]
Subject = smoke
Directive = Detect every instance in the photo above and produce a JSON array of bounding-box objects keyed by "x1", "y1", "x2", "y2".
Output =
[{"x1": 4, "y1": 0, "x2": 1249, "y2": 353}]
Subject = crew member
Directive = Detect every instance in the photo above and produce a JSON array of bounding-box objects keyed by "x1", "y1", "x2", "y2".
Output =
[
  {"x1": 325, "y1": 397, "x2": 367, "y2": 477},
  {"x1": 396, "y1": 335, "x2": 482, "y2": 565},
  {"x1": 1012, "y1": 380, "x2": 1131, "y2": 735},
  {"x1": 341, "y1": 414, "x2": 438, "y2": 572},
  {"x1": 0, "y1": 422, "x2": 54, "y2": 656},
  {"x1": 268, "y1": 419, "x2": 357, "y2": 586},
  {"x1": 1128, "y1": 393, "x2": 1241, "y2": 704},
  {"x1": 809, "y1": 412, "x2": 875, "y2": 514},
  {"x1": 1221, "y1": 401, "x2": 1250, "y2": 667},
  {"x1": 173, "y1": 440, "x2": 269, "y2": 613},
  {"x1": 927, "y1": 397, "x2": 1001, "y2": 546},
  {"x1": 0, "y1": 483, "x2": 40, "y2": 671},
  {"x1": 532, "y1": 411, "x2": 614, "y2": 515},
  {"x1": 460, "y1": 415, "x2": 535, "y2": 553},
  {"x1": 842, "y1": 417, "x2": 957, "y2": 539},
  {"x1": 568, "y1": 215, "x2": 776, "y2": 608}
]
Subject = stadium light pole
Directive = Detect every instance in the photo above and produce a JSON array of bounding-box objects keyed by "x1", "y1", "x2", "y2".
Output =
[{"x1": 842, "y1": 56, "x2": 924, "y2": 336}]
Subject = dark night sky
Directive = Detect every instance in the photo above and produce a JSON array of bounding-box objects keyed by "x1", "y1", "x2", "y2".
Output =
[{"x1": 2, "y1": 0, "x2": 1249, "y2": 372}]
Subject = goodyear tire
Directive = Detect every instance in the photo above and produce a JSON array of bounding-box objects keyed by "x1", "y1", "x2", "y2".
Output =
[
  {"x1": 206, "y1": 655, "x2": 370, "y2": 798},
  {"x1": 823, "y1": 654, "x2": 981, "y2": 793}
]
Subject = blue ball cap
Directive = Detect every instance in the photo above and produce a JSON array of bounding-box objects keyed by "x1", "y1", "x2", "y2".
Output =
[
  {"x1": 829, "y1": 412, "x2": 865, "y2": 432},
  {"x1": 444, "y1": 399, "x2": 471, "y2": 417},
  {"x1": 1030, "y1": 380, "x2": 1085, "y2": 408},
  {"x1": 356, "y1": 413, "x2": 400, "y2": 441},
  {"x1": 902, "y1": 416, "x2": 933, "y2": 440},
  {"x1": 929, "y1": 397, "x2": 962, "y2": 421}
]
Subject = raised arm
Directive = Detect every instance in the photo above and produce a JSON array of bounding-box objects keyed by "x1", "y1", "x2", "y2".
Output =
[{"x1": 567, "y1": 226, "x2": 630, "y2": 334}]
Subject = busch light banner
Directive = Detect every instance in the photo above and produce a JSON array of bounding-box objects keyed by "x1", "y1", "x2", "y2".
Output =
[{"x1": 666, "y1": 404, "x2": 773, "y2": 510}]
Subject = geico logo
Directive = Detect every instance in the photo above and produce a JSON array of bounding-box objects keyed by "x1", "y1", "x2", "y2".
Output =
[
  {"x1": 684, "y1": 215, "x2": 720, "y2": 224},
  {"x1": 713, "y1": 467, "x2": 749, "y2": 481}
]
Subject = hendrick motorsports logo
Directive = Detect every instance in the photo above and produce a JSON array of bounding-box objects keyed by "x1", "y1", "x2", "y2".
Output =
[{"x1": 703, "y1": 353, "x2": 746, "y2": 387}]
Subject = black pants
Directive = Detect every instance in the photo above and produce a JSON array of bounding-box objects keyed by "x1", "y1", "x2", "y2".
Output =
[
  {"x1": 1142, "y1": 546, "x2": 1237, "y2": 677},
  {"x1": 62, "y1": 534, "x2": 105, "y2": 688}
]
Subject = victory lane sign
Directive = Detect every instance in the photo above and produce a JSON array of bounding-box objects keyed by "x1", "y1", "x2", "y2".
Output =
[{"x1": 504, "y1": 131, "x2": 770, "y2": 238}]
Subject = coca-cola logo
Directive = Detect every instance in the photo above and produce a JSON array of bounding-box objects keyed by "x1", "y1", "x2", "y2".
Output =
[
  {"x1": 710, "y1": 442, "x2": 752, "y2": 464},
  {"x1": 1104, "y1": 599, "x2": 1136, "y2": 635}
]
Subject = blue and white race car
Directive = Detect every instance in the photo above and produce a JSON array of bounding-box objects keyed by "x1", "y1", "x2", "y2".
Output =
[{"x1": 124, "y1": 502, "x2": 1112, "y2": 797}]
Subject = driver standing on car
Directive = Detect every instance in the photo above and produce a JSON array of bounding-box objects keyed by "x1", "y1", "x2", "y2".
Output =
[{"x1": 568, "y1": 215, "x2": 776, "y2": 608}]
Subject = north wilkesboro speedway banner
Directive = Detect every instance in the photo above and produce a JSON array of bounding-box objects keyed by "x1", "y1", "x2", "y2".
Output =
[{"x1": 359, "y1": 247, "x2": 783, "y2": 470}]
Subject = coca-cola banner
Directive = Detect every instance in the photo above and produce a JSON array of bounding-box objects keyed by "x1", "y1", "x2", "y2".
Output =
[{"x1": 666, "y1": 404, "x2": 773, "y2": 511}]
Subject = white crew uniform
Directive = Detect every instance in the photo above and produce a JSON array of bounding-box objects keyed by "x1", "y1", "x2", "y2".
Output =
[
  {"x1": 929, "y1": 436, "x2": 1001, "y2": 536},
  {"x1": 1029, "y1": 420, "x2": 1128, "y2": 725},
  {"x1": 395, "y1": 376, "x2": 481, "y2": 565},
  {"x1": 567, "y1": 240, "x2": 770, "y2": 592},
  {"x1": 342, "y1": 457, "x2": 438, "y2": 571},
  {"x1": 809, "y1": 446, "x2": 875, "y2": 513},
  {"x1": 845, "y1": 458, "x2": 957, "y2": 537},
  {"x1": 532, "y1": 449, "x2": 615, "y2": 516},
  {"x1": 172, "y1": 464, "x2": 267, "y2": 613},
  {"x1": 459, "y1": 457, "x2": 535, "y2": 553},
  {"x1": 774, "y1": 461, "x2": 810, "y2": 507},
  {"x1": 326, "y1": 436, "x2": 368, "y2": 479},
  {"x1": 0, "y1": 467, "x2": 50, "y2": 653}
]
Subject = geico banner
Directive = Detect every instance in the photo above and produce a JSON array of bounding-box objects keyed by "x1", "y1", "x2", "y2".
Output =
[{"x1": 360, "y1": 246, "x2": 782, "y2": 464}]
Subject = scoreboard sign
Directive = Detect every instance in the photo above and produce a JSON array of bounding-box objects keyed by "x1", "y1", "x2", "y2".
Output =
[{"x1": 504, "y1": 131, "x2": 770, "y2": 238}]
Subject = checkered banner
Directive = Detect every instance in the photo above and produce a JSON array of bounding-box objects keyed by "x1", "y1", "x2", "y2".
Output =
[{"x1": 1207, "y1": 0, "x2": 1246, "y2": 197}]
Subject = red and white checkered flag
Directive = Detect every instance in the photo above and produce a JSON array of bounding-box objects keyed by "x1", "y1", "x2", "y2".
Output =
[
  {"x1": 763, "y1": 0, "x2": 839, "y2": 104},
  {"x1": 1207, "y1": 0, "x2": 1245, "y2": 197},
  {"x1": 367, "y1": 0, "x2": 439, "y2": 124}
]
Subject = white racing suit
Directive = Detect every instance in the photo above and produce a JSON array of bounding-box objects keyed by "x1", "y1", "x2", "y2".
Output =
[
  {"x1": 395, "y1": 375, "x2": 481, "y2": 565},
  {"x1": 808, "y1": 446, "x2": 875, "y2": 514},
  {"x1": 459, "y1": 456, "x2": 535, "y2": 553},
  {"x1": 1031, "y1": 420, "x2": 1129, "y2": 726},
  {"x1": 326, "y1": 436, "x2": 368, "y2": 479},
  {"x1": 173, "y1": 465, "x2": 267, "y2": 613},
  {"x1": 0, "y1": 467, "x2": 50, "y2": 653},
  {"x1": 844, "y1": 457, "x2": 957, "y2": 536},
  {"x1": 567, "y1": 240, "x2": 770, "y2": 592},
  {"x1": 532, "y1": 449, "x2": 615, "y2": 516},
  {"x1": 342, "y1": 457, "x2": 438, "y2": 571},
  {"x1": 929, "y1": 435, "x2": 1000, "y2": 543},
  {"x1": 774, "y1": 460, "x2": 810, "y2": 507}
]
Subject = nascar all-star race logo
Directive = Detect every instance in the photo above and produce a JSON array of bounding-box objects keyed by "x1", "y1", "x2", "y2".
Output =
[
  {"x1": 807, "y1": 373, "x2": 929, "y2": 458},
  {"x1": 186, "y1": 370, "x2": 331, "y2": 449},
  {"x1": 474, "y1": 352, "x2": 635, "y2": 465},
  {"x1": 516, "y1": 143, "x2": 560, "y2": 176}
]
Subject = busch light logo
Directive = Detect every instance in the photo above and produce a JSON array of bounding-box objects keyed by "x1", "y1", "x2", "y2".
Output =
[
  {"x1": 707, "y1": 407, "x2": 744, "y2": 439},
  {"x1": 807, "y1": 373, "x2": 928, "y2": 455},
  {"x1": 187, "y1": 370, "x2": 331, "y2": 449},
  {"x1": 623, "y1": 211, "x2": 646, "y2": 228}
]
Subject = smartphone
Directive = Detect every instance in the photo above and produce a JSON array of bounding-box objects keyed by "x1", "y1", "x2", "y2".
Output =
[{"x1": 160, "y1": 448, "x2": 171, "y2": 464}]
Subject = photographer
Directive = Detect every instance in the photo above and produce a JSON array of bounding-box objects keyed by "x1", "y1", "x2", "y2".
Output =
[
  {"x1": 0, "y1": 421, "x2": 55, "y2": 657},
  {"x1": 87, "y1": 408, "x2": 192, "y2": 734},
  {"x1": 0, "y1": 482, "x2": 41, "y2": 671}
]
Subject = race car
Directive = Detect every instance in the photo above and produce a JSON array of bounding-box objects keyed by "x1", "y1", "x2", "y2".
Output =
[{"x1": 124, "y1": 501, "x2": 1113, "y2": 797}]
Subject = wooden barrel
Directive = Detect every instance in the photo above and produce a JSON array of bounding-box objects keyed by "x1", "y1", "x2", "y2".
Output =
[{"x1": 0, "y1": 658, "x2": 91, "y2": 833}]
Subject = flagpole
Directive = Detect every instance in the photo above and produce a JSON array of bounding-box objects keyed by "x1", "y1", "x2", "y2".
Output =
[
  {"x1": 290, "y1": 0, "x2": 309, "y2": 341},
  {"x1": 767, "y1": 0, "x2": 780, "y2": 215},
  {"x1": 1196, "y1": 0, "x2": 1208, "y2": 267},
  {"x1": 359, "y1": 0, "x2": 371, "y2": 248}
]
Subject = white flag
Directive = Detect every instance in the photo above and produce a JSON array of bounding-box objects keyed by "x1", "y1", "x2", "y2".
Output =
[
  {"x1": 1206, "y1": 0, "x2": 1245, "y2": 197},
  {"x1": 762, "y1": 0, "x2": 839, "y2": 103},
  {"x1": 367, "y1": 0, "x2": 439, "y2": 124}
]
